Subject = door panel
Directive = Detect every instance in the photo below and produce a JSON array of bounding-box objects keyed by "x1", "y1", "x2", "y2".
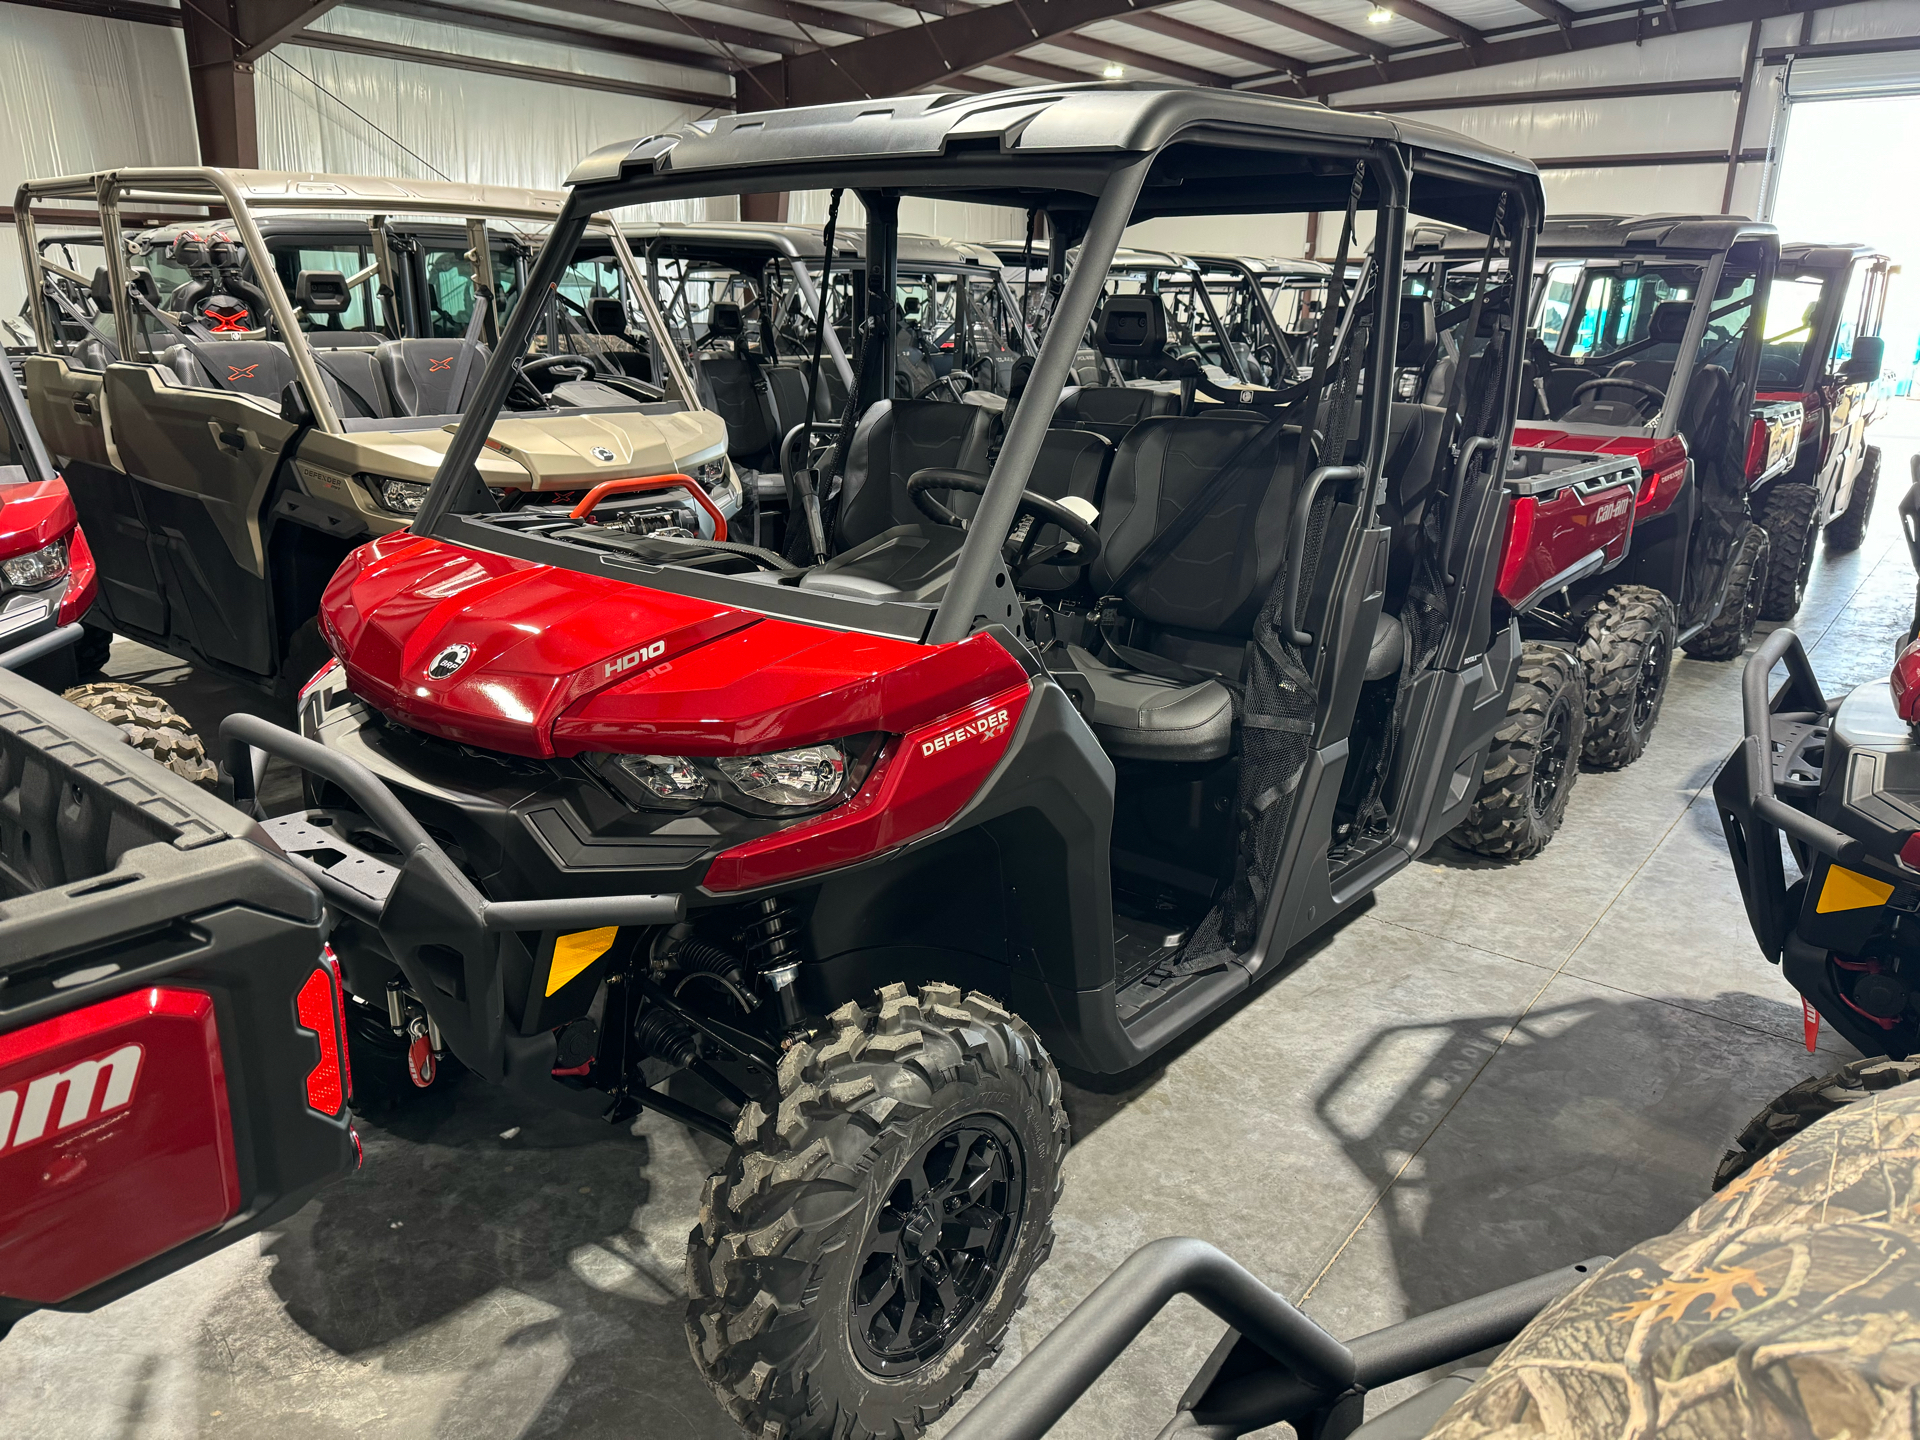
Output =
[
  {"x1": 23, "y1": 355, "x2": 110, "y2": 471},
  {"x1": 100, "y1": 365, "x2": 295, "y2": 675}
]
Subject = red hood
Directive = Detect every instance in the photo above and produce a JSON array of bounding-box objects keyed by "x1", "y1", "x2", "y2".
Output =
[
  {"x1": 0, "y1": 478, "x2": 79, "y2": 557},
  {"x1": 321, "y1": 533, "x2": 1027, "y2": 758}
]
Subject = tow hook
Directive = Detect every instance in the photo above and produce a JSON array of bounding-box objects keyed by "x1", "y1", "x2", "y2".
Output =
[{"x1": 405, "y1": 1017, "x2": 438, "y2": 1088}]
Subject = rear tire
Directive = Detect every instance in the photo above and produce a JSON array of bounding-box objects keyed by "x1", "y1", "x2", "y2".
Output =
[
  {"x1": 1684, "y1": 522, "x2": 1771, "y2": 662},
  {"x1": 1713, "y1": 1054, "x2": 1919, "y2": 1190},
  {"x1": 1756, "y1": 481, "x2": 1820, "y2": 620},
  {"x1": 1822, "y1": 445, "x2": 1879, "y2": 553},
  {"x1": 1577, "y1": 585, "x2": 1676, "y2": 770},
  {"x1": 688, "y1": 982, "x2": 1067, "y2": 1439},
  {"x1": 1452, "y1": 641, "x2": 1586, "y2": 861},
  {"x1": 60, "y1": 681, "x2": 217, "y2": 788}
]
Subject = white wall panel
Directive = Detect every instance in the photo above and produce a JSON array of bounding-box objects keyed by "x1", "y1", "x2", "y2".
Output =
[
  {"x1": 258, "y1": 9, "x2": 731, "y2": 221},
  {"x1": 0, "y1": 2, "x2": 198, "y2": 314}
]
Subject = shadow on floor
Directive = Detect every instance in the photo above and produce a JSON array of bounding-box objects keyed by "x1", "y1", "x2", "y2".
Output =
[{"x1": 1310, "y1": 989, "x2": 1828, "y2": 1319}]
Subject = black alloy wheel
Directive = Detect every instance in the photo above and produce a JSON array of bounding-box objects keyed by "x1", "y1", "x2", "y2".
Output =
[
  {"x1": 1530, "y1": 692, "x2": 1574, "y2": 819},
  {"x1": 1632, "y1": 637, "x2": 1671, "y2": 733},
  {"x1": 850, "y1": 1116, "x2": 1025, "y2": 1375}
]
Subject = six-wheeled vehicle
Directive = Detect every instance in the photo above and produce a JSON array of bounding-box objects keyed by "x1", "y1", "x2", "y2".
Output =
[
  {"x1": 1714, "y1": 480, "x2": 1918, "y2": 1059},
  {"x1": 213, "y1": 84, "x2": 1546, "y2": 1435},
  {"x1": 1398, "y1": 215, "x2": 1802, "y2": 856},
  {"x1": 1754, "y1": 241, "x2": 1892, "y2": 568},
  {"x1": 14, "y1": 168, "x2": 735, "y2": 702}
]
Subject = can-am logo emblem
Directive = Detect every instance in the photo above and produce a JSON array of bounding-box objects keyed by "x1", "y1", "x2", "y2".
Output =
[
  {"x1": 0, "y1": 1043, "x2": 143, "y2": 1156},
  {"x1": 427, "y1": 643, "x2": 471, "y2": 679},
  {"x1": 591, "y1": 447, "x2": 616, "y2": 462}
]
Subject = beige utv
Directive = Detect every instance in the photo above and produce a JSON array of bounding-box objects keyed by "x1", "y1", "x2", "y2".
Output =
[{"x1": 15, "y1": 167, "x2": 733, "y2": 698}]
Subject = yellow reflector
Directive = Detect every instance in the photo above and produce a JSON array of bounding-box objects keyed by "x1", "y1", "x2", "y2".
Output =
[
  {"x1": 547, "y1": 925, "x2": 619, "y2": 995},
  {"x1": 1815, "y1": 864, "x2": 1894, "y2": 914}
]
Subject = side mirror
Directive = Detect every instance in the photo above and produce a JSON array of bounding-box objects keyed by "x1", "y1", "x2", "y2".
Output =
[
  {"x1": 280, "y1": 379, "x2": 316, "y2": 427},
  {"x1": 1840, "y1": 334, "x2": 1884, "y2": 383},
  {"x1": 295, "y1": 269, "x2": 352, "y2": 315}
]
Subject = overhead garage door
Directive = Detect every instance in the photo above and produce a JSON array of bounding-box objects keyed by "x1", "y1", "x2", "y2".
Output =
[{"x1": 1787, "y1": 48, "x2": 1921, "y2": 101}]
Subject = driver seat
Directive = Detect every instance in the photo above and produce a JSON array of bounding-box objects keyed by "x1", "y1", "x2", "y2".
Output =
[
  {"x1": 1050, "y1": 412, "x2": 1309, "y2": 761},
  {"x1": 1558, "y1": 301, "x2": 1690, "y2": 423},
  {"x1": 832, "y1": 399, "x2": 998, "y2": 551}
]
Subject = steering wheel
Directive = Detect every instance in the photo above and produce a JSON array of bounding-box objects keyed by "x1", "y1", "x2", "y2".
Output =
[
  {"x1": 913, "y1": 372, "x2": 971, "y2": 402},
  {"x1": 907, "y1": 468, "x2": 1103, "y2": 571},
  {"x1": 1571, "y1": 375, "x2": 1666, "y2": 409},
  {"x1": 521, "y1": 352, "x2": 597, "y2": 391}
]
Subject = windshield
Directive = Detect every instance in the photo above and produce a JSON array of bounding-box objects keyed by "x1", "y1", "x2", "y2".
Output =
[
  {"x1": 1553, "y1": 264, "x2": 1702, "y2": 364},
  {"x1": 1758, "y1": 271, "x2": 1830, "y2": 387},
  {"x1": 421, "y1": 241, "x2": 523, "y2": 339}
]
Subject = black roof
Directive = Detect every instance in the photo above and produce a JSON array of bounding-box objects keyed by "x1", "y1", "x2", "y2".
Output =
[
  {"x1": 564, "y1": 84, "x2": 1541, "y2": 233},
  {"x1": 1536, "y1": 213, "x2": 1776, "y2": 256},
  {"x1": 1778, "y1": 240, "x2": 1887, "y2": 271}
]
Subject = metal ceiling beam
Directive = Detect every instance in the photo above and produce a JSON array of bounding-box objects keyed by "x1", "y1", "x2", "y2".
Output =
[
  {"x1": 1115, "y1": 11, "x2": 1311, "y2": 76},
  {"x1": 365, "y1": 0, "x2": 739, "y2": 72},
  {"x1": 1345, "y1": 75, "x2": 1743, "y2": 111},
  {"x1": 291, "y1": 27, "x2": 734, "y2": 106},
  {"x1": 1256, "y1": 0, "x2": 1852, "y2": 99},
  {"x1": 738, "y1": 0, "x2": 1199, "y2": 106},
  {"x1": 993, "y1": 53, "x2": 1105, "y2": 83},
  {"x1": 1212, "y1": 0, "x2": 1389, "y2": 60},
  {"x1": 1387, "y1": 0, "x2": 1488, "y2": 51},
  {"x1": 1044, "y1": 31, "x2": 1231, "y2": 85},
  {"x1": 0, "y1": 0, "x2": 181, "y2": 23},
  {"x1": 512, "y1": 0, "x2": 804, "y2": 58},
  {"x1": 1505, "y1": 0, "x2": 1579, "y2": 37}
]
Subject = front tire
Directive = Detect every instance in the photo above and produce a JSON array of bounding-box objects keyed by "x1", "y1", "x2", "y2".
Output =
[
  {"x1": 1756, "y1": 481, "x2": 1820, "y2": 620},
  {"x1": 1684, "y1": 522, "x2": 1771, "y2": 662},
  {"x1": 1577, "y1": 585, "x2": 1676, "y2": 769},
  {"x1": 61, "y1": 681, "x2": 217, "y2": 788},
  {"x1": 688, "y1": 982, "x2": 1067, "y2": 1438},
  {"x1": 1452, "y1": 641, "x2": 1586, "y2": 860},
  {"x1": 1713, "y1": 1054, "x2": 1918, "y2": 1190},
  {"x1": 1822, "y1": 444, "x2": 1879, "y2": 553}
]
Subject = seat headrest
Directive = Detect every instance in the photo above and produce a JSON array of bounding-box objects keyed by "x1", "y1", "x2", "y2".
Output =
[
  {"x1": 1648, "y1": 300, "x2": 1694, "y2": 346},
  {"x1": 1397, "y1": 295, "x2": 1437, "y2": 369},
  {"x1": 1095, "y1": 295, "x2": 1168, "y2": 360},
  {"x1": 90, "y1": 266, "x2": 115, "y2": 313},
  {"x1": 296, "y1": 269, "x2": 351, "y2": 315},
  {"x1": 707, "y1": 301, "x2": 743, "y2": 338},
  {"x1": 588, "y1": 297, "x2": 627, "y2": 336}
]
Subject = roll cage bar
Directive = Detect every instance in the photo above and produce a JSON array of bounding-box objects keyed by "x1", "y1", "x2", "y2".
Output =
[
  {"x1": 413, "y1": 85, "x2": 1544, "y2": 650},
  {"x1": 12, "y1": 167, "x2": 696, "y2": 435}
]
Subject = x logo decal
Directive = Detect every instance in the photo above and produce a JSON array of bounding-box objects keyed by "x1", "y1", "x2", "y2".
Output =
[
  {"x1": 428, "y1": 356, "x2": 455, "y2": 372},
  {"x1": 227, "y1": 364, "x2": 259, "y2": 381}
]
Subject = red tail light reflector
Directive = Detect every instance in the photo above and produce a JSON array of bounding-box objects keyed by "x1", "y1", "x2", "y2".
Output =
[
  {"x1": 1899, "y1": 832, "x2": 1918, "y2": 874},
  {"x1": 1494, "y1": 495, "x2": 1537, "y2": 601},
  {"x1": 296, "y1": 960, "x2": 349, "y2": 1117},
  {"x1": 1742, "y1": 417, "x2": 1769, "y2": 479}
]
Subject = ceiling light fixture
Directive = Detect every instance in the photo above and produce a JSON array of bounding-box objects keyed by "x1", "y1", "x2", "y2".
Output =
[
  {"x1": 1102, "y1": 61, "x2": 1126, "y2": 79},
  {"x1": 1366, "y1": 4, "x2": 1393, "y2": 21}
]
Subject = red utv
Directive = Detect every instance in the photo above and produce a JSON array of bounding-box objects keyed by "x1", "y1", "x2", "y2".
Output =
[
  {"x1": 221, "y1": 86, "x2": 1546, "y2": 1436},
  {"x1": 1753, "y1": 242, "x2": 1892, "y2": 594},
  {"x1": 1404, "y1": 217, "x2": 1801, "y2": 856},
  {"x1": 0, "y1": 356, "x2": 101, "y2": 689}
]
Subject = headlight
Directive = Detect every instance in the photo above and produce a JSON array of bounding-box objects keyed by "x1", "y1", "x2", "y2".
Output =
[
  {"x1": 686, "y1": 456, "x2": 728, "y2": 492},
  {"x1": 718, "y1": 745, "x2": 847, "y2": 808},
  {"x1": 2, "y1": 538, "x2": 69, "y2": 589},
  {"x1": 364, "y1": 474, "x2": 432, "y2": 515},
  {"x1": 616, "y1": 754, "x2": 713, "y2": 803},
  {"x1": 598, "y1": 739, "x2": 864, "y2": 813}
]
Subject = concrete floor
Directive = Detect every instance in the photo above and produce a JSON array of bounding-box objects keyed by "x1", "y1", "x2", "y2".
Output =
[{"x1": 2, "y1": 403, "x2": 1915, "y2": 1439}]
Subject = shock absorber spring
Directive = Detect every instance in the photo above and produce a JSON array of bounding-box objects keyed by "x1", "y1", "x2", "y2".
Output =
[{"x1": 738, "y1": 896, "x2": 805, "y2": 1030}]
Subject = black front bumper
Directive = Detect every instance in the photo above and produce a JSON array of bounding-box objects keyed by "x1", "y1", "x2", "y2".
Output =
[{"x1": 1711, "y1": 628, "x2": 1918, "y2": 1047}]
